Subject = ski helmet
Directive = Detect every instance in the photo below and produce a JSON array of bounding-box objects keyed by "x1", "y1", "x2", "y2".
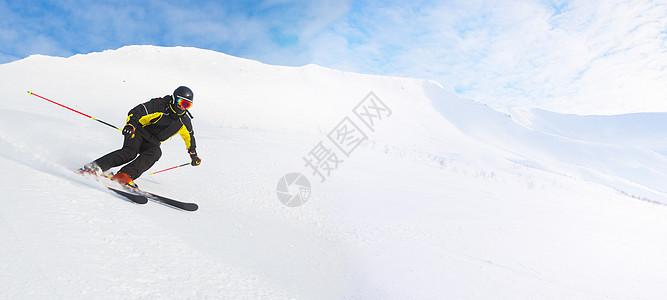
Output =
[{"x1": 172, "y1": 86, "x2": 194, "y2": 107}]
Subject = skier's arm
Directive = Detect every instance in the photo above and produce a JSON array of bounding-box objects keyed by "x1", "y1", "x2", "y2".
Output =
[
  {"x1": 126, "y1": 97, "x2": 168, "y2": 128},
  {"x1": 178, "y1": 117, "x2": 197, "y2": 152},
  {"x1": 178, "y1": 117, "x2": 200, "y2": 166}
]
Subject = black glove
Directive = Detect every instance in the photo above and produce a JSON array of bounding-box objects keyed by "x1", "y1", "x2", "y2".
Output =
[
  {"x1": 189, "y1": 151, "x2": 201, "y2": 166},
  {"x1": 122, "y1": 124, "x2": 135, "y2": 139}
]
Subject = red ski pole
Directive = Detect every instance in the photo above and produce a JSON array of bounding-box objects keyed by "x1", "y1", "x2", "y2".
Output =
[
  {"x1": 27, "y1": 91, "x2": 122, "y2": 131},
  {"x1": 150, "y1": 163, "x2": 190, "y2": 176}
]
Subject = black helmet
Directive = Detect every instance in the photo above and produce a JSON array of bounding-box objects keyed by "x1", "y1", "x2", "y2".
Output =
[{"x1": 172, "y1": 86, "x2": 194, "y2": 105}]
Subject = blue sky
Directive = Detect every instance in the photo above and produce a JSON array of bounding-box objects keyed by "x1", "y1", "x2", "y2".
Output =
[{"x1": 2, "y1": 0, "x2": 666, "y2": 113}]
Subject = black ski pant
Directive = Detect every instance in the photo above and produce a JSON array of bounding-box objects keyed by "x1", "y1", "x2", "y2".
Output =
[{"x1": 94, "y1": 130, "x2": 162, "y2": 180}]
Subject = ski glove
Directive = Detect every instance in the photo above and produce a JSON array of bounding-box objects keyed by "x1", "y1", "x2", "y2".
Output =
[
  {"x1": 190, "y1": 151, "x2": 201, "y2": 166},
  {"x1": 122, "y1": 124, "x2": 135, "y2": 139}
]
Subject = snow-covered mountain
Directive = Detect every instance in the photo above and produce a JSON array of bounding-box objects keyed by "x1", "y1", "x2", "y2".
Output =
[{"x1": 2, "y1": 45, "x2": 667, "y2": 298}]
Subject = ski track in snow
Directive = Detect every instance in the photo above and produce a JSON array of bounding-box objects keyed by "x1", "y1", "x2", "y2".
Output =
[{"x1": 1, "y1": 46, "x2": 667, "y2": 298}]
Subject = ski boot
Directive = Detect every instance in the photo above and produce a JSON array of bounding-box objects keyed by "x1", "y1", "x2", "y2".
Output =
[
  {"x1": 111, "y1": 172, "x2": 138, "y2": 188},
  {"x1": 77, "y1": 162, "x2": 103, "y2": 177}
]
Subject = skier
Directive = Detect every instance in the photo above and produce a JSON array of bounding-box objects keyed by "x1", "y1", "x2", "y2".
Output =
[{"x1": 79, "y1": 86, "x2": 201, "y2": 187}]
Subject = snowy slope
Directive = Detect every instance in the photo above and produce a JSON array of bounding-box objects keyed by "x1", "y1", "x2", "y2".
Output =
[{"x1": 2, "y1": 45, "x2": 667, "y2": 298}]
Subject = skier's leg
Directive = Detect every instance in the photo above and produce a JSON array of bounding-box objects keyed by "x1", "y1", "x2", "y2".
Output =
[
  {"x1": 117, "y1": 144, "x2": 162, "y2": 180},
  {"x1": 93, "y1": 135, "x2": 142, "y2": 172}
]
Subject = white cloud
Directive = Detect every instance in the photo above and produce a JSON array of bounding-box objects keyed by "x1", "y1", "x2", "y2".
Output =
[{"x1": 307, "y1": 0, "x2": 667, "y2": 114}]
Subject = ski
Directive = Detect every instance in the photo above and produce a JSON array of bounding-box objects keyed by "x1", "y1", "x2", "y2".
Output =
[
  {"x1": 106, "y1": 186, "x2": 149, "y2": 204},
  {"x1": 129, "y1": 187, "x2": 199, "y2": 212},
  {"x1": 77, "y1": 170, "x2": 197, "y2": 211}
]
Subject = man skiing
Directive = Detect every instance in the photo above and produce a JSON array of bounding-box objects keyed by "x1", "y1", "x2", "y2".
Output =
[{"x1": 80, "y1": 86, "x2": 201, "y2": 187}]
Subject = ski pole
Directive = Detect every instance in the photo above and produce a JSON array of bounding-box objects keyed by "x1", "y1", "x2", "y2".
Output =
[
  {"x1": 27, "y1": 91, "x2": 122, "y2": 131},
  {"x1": 150, "y1": 163, "x2": 190, "y2": 175}
]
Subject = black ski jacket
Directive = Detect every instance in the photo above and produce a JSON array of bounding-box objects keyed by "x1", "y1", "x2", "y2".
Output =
[{"x1": 125, "y1": 95, "x2": 196, "y2": 153}]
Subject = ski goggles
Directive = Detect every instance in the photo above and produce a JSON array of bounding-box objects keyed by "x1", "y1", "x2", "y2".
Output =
[{"x1": 176, "y1": 96, "x2": 193, "y2": 110}]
